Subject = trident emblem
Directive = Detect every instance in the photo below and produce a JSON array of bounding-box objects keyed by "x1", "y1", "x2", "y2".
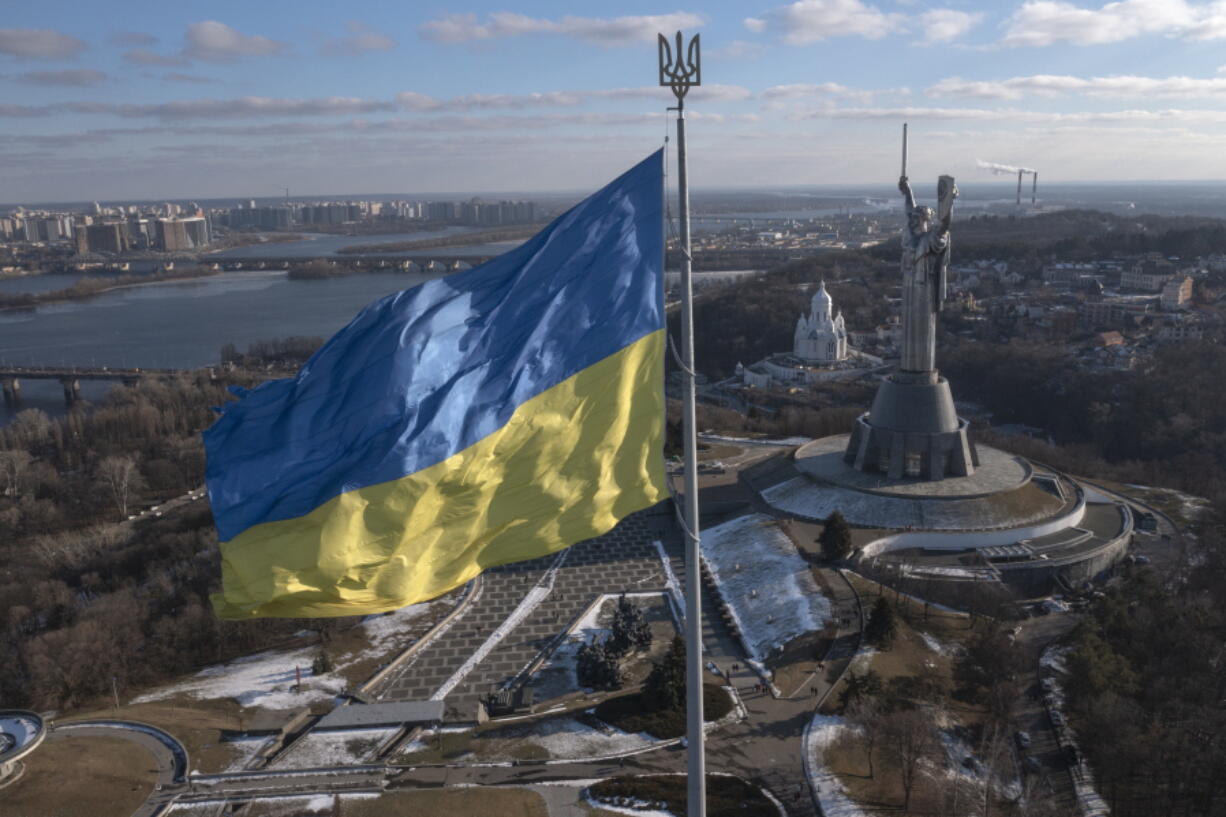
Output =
[{"x1": 658, "y1": 31, "x2": 701, "y2": 104}]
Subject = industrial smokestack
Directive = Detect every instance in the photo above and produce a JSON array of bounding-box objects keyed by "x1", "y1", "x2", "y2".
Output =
[
  {"x1": 1031, "y1": 172, "x2": 1037, "y2": 205},
  {"x1": 1017, "y1": 170, "x2": 1023, "y2": 206}
]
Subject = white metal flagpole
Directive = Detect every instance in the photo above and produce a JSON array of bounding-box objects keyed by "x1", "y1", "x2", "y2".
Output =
[{"x1": 658, "y1": 30, "x2": 704, "y2": 817}]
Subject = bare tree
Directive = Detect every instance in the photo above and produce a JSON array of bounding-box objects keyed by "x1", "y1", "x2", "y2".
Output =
[
  {"x1": 97, "y1": 455, "x2": 145, "y2": 519},
  {"x1": 847, "y1": 698, "x2": 883, "y2": 779},
  {"x1": 882, "y1": 708, "x2": 941, "y2": 813},
  {"x1": 0, "y1": 449, "x2": 31, "y2": 497}
]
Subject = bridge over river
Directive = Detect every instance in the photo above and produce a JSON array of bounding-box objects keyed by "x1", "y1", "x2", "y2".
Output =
[{"x1": 0, "y1": 366, "x2": 196, "y2": 407}]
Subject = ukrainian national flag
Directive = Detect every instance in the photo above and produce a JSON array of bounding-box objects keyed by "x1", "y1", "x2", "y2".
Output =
[{"x1": 205, "y1": 151, "x2": 668, "y2": 619}]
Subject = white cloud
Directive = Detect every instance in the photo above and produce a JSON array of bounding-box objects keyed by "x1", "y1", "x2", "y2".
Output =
[
  {"x1": 419, "y1": 11, "x2": 704, "y2": 45},
  {"x1": 0, "y1": 28, "x2": 87, "y2": 59},
  {"x1": 749, "y1": 0, "x2": 905, "y2": 44},
  {"x1": 999, "y1": 0, "x2": 1222, "y2": 47},
  {"x1": 591, "y1": 84, "x2": 754, "y2": 102},
  {"x1": 321, "y1": 21, "x2": 396, "y2": 56},
  {"x1": 18, "y1": 69, "x2": 108, "y2": 87},
  {"x1": 744, "y1": 17, "x2": 769, "y2": 32},
  {"x1": 762, "y1": 82, "x2": 907, "y2": 103},
  {"x1": 69, "y1": 97, "x2": 392, "y2": 121},
  {"x1": 795, "y1": 103, "x2": 1226, "y2": 123},
  {"x1": 183, "y1": 21, "x2": 286, "y2": 61},
  {"x1": 396, "y1": 84, "x2": 753, "y2": 112},
  {"x1": 927, "y1": 73, "x2": 1226, "y2": 99},
  {"x1": 395, "y1": 90, "x2": 584, "y2": 112},
  {"x1": 921, "y1": 9, "x2": 983, "y2": 42}
]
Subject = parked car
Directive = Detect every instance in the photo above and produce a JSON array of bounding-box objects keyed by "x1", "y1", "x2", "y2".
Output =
[
  {"x1": 1064, "y1": 744, "x2": 1080, "y2": 765},
  {"x1": 1024, "y1": 756, "x2": 1042, "y2": 774},
  {"x1": 1050, "y1": 710, "x2": 1066, "y2": 727},
  {"x1": 1015, "y1": 731, "x2": 1031, "y2": 749}
]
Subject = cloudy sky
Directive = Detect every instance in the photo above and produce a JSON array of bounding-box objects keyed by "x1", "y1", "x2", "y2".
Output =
[{"x1": 3, "y1": 0, "x2": 1226, "y2": 202}]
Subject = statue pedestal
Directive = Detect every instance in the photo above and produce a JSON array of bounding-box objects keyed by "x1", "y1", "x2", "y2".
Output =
[{"x1": 843, "y1": 372, "x2": 978, "y2": 481}]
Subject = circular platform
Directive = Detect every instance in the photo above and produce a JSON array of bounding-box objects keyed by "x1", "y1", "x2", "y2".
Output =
[
  {"x1": 796, "y1": 434, "x2": 1032, "y2": 500},
  {"x1": 0, "y1": 710, "x2": 45, "y2": 790}
]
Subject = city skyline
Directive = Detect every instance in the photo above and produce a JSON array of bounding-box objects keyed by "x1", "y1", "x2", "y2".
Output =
[{"x1": 3, "y1": 0, "x2": 1226, "y2": 201}]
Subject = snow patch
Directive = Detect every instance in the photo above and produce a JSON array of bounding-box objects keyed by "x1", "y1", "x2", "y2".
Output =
[
  {"x1": 583, "y1": 792, "x2": 675, "y2": 817},
  {"x1": 701, "y1": 434, "x2": 811, "y2": 447},
  {"x1": 652, "y1": 539, "x2": 685, "y2": 622},
  {"x1": 804, "y1": 714, "x2": 871, "y2": 817},
  {"x1": 918, "y1": 631, "x2": 959, "y2": 657},
  {"x1": 221, "y1": 736, "x2": 272, "y2": 771},
  {"x1": 517, "y1": 716, "x2": 655, "y2": 759},
  {"x1": 131, "y1": 644, "x2": 348, "y2": 709},
  {"x1": 700, "y1": 514, "x2": 831, "y2": 668},
  {"x1": 272, "y1": 727, "x2": 397, "y2": 769}
]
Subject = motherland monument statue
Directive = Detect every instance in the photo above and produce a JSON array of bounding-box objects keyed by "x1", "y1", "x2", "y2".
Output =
[
  {"x1": 843, "y1": 124, "x2": 978, "y2": 481},
  {"x1": 898, "y1": 170, "x2": 957, "y2": 374}
]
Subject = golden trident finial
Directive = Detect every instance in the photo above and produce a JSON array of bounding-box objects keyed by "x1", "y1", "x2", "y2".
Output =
[{"x1": 658, "y1": 31, "x2": 701, "y2": 106}]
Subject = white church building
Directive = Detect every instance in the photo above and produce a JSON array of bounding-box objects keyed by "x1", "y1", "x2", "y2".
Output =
[
  {"x1": 793, "y1": 280, "x2": 848, "y2": 363},
  {"x1": 735, "y1": 281, "x2": 880, "y2": 389}
]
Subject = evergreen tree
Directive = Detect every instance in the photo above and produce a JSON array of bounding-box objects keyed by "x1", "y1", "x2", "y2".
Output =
[
  {"x1": 607, "y1": 593, "x2": 653, "y2": 657},
  {"x1": 644, "y1": 634, "x2": 687, "y2": 712},
  {"x1": 819, "y1": 510, "x2": 853, "y2": 561},
  {"x1": 311, "y1": 649, "x2": 333, "y2": 675},
  {"x1": 577, "y1": 640, "x2": 622, "y2": 690},
  {"x1": 839, "y1": 669, "x2": 883, "y2": 710},
  {"x1": 865, "y1": 597, "x2": 898, "y2": 649}
]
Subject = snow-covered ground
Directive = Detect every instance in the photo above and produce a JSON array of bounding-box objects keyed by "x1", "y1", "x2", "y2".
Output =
[
  {"x1": 804, "y1": 714, "x2": 870, "y2": 817},
  {"x1": 918, "y1": 631, "x2": 960, "y2": 658},
  {"x1": 582, "y1": 793, "x2": 675, "y2": 817},
  {"x1": 220, "y1": 736, "x2": 272, "y2": 772},
  {"x1": 1041, "y1": 646, "x2": 1109, "y2": 817},
  {"x1": 272, "y1": 727, "x2": 397, "y2": 769},
  {"x1": 133, "y1": 644, "x2": 349, "y2": 709},
  {"x1": 652, "y1": 539, "x2": 685, "y2": 622},
  {"x1": 936, "y1": 727, "x2": 1022, "y2": 802},
  {"x1": 700, "y1": 514, "x2": 831, "y2": 670},
  {"x1": 700, "y1": 434, "x2": 812, "y2": 447},
  {"x1": 133, "y1": 601, "x2": 434, "y2": 710},
  {"x1": 516, "y1": 716, "x2": 655, "y2": 759},
  {"x1": 165, "y1": 792, "x2": 380, "y2": 815}
]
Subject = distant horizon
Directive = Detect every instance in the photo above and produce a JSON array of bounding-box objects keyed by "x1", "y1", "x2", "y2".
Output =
[{"x1": 9, "y1": 178, "x2": 1226, "y2": 211}]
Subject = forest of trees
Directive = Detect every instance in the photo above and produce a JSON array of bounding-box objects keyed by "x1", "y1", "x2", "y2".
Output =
[{"x1": 0, "y1": 341, "x2": 353, "y2": 711}]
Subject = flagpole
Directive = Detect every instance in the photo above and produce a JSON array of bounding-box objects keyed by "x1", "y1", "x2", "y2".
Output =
[{"x1": 659, "y1": 30, "x2": 704, "y2": 817}]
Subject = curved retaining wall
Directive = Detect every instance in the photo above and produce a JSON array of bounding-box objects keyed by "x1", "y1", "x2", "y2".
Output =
[{"x1": 857, "y1": 486, "x2": 1087, "y2": 557}]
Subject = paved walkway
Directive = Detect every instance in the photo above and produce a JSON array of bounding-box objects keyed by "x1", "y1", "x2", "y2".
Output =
[{"x1": 372, "y1": 506, "x2": 676, "y2": 720}]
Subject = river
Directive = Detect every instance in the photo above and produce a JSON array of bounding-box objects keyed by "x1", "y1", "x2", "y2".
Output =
[{"x1": 0, "y1": 268, "x2": 445, "y2": 424}]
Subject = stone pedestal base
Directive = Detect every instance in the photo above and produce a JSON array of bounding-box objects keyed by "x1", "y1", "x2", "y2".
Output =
[{"x1": 843, "y1": 372, "x2": 978, "y2": 481}]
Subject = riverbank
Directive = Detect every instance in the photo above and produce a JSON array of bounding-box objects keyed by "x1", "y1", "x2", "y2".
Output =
[
  {"x1": 336, "y1": 223, "x2": 544, "y2": 254},
  {"x1": 0, "y1": 266, "x2": 224, "y2": 311}
]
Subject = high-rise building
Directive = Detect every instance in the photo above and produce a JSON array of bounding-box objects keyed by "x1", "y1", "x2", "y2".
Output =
[{"x1": 86, "y1": 222, "x2": 128, "y2": 254}]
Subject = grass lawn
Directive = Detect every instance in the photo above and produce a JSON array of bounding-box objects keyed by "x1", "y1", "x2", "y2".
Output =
[
  {"x1": 593, "y1": 683, "x2": 732, "y2": 739},
  {"x1": 66, "y1": 696, "x2": 248, "y2": 774},
  {"x1": 588, "y1": 774, "x2": 776, "y2": 817},
  {"x1": 3, "y1": 734, "x2": 154, "y2": 817}
]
